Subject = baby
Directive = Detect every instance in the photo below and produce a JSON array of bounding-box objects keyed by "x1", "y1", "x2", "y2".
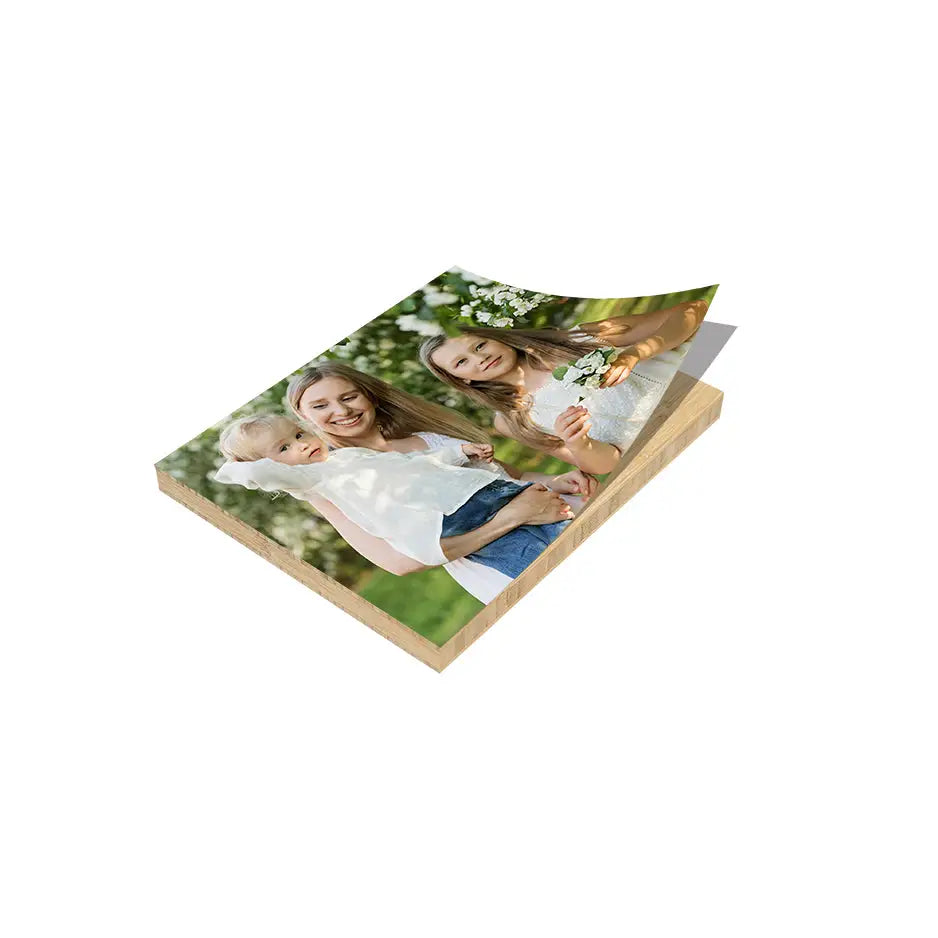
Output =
[{"x1": 215, "y1": 414, "x2": 571, "y2": 577}]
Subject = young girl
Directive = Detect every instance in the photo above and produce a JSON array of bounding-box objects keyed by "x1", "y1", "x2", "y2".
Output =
[
  {"x1": 420, "y1": 300, "x2": 709, "y2": 474},
  {"x1": 216, "y1": 414, "x2": 572, "y2": 579}
]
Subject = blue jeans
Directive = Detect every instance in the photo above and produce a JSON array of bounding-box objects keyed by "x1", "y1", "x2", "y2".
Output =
[{"x1": 440, "y1": 480, "x2": 570, "y2": 579}]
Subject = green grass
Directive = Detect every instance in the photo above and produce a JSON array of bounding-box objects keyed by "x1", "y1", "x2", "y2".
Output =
[{"x1": 358, "y1": 566, "x2": 485, "y2": 646}]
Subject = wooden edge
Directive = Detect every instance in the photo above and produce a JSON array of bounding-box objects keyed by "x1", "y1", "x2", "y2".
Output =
[
  {"x1": 155, "y1": 469, "x2": 449, "y2": 670},
  {"x1": 156, "y1": 372, "x2": 723, "y2": 672}
]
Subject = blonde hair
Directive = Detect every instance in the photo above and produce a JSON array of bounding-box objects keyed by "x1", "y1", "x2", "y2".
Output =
[
  {"x1": 419, "y1": 325, "x2": 608, "y2": 450},
  {"x1": 286, "y1": 360, "x2": 489, "y2": 447},
  {"x1": 219, "y1": 414, "x2": 306, "y2": 462}
]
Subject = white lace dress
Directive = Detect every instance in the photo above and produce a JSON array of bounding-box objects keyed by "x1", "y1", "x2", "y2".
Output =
[{"x1": 528, "y1": 341, "x2": 692, "y2": 455}]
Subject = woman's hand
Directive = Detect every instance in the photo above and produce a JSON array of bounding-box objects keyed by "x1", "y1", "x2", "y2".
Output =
[
  {"x1": 554, "y1": 405, "x2": 593, "y2": 445},
  {"x1": 461, "y1": 442, "x2": 494, "y2": 461},
  {"x1": 497, "y1": 482, "x2": 574, "y2": 527},
  {"x1": 600, "y1": 349, "x2": 640, "y2": 388},
  {"x1": 547, "y1": 470, "x2": 599, "y2": 499}
]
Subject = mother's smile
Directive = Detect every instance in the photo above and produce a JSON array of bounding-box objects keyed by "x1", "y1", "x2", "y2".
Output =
[{"x1": 331, "y1": 413, "x2": 364, "y2": 427}]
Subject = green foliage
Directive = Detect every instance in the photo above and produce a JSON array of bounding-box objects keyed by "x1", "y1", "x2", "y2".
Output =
[{"x1": 157, "y1": 274, "x2": 718, "y2": 643}]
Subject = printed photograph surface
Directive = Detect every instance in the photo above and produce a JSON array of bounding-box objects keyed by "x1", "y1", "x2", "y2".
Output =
[{"x1": 158, "y1": 269, "x2": 717, "y2": 645}]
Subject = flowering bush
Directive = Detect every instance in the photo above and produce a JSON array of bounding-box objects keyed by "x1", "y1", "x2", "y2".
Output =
[
  {"x1": 394, "y1": 314, "x2": 446, "y2": 337},
  {"x1": 455, "y1": 280, "x2": 552, "y2": 329}
]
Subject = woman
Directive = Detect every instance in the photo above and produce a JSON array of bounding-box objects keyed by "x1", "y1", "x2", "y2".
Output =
[
  {"x1": 420, "y1": 300, "x2": 708, "y2": 474},
  {"x1": 285, "y1": 362, "x2": 598, "y2": 602}
]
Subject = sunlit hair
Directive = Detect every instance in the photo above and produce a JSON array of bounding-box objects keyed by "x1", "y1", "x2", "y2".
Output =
[
  {"x1": 419, "y1": 325, "x2": 609, "y2": 450},
  {"x1": 285, "y1": 360, "x2": 489, "y2": 448},
  {"x1": 219, "y1": 414, "x2": 308, "y2": 462}
]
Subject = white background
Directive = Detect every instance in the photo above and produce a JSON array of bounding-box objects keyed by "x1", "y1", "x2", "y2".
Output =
[{"x1": 1, "y1": 3, "x2": 934, "y2": 936}]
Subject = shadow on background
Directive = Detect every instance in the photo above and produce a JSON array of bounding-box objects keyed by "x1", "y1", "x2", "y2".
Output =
[{"x1": 679, "y1": 321, "x2": 737, "y2": 381}]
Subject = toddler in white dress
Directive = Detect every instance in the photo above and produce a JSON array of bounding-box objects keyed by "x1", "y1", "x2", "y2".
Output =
[{"x1": 215, "y1": 415, "x2": 570, "y2": 577}]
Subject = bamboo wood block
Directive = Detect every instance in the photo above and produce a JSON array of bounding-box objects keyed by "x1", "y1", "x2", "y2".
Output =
[{"x1": 156, "y1": 372, "x2": 723, "y2": 671}]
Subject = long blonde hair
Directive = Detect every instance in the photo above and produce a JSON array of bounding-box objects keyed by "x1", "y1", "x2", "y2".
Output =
[
  {"x1": 420, "y1": 326, "x2": 608, "y2": 449},
  {"x1": 286, "y1": 360, "x2": 489, "y2": 447}
]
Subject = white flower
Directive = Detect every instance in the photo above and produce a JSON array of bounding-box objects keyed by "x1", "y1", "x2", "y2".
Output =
[
  {"x1": 378, "y1": 338, "x2": 395, "y2": 350},
  {"x1": 395, "y1": 314, "x2": 445, "y2": 336},
  {"x1": 423, "y1": 290, "x2": 460, "y2": 307},
  {"x1": 476, "y1": 311, "x2": 492, "y2": 323},
  {"x1": 492, "y1": 317, "x2": 513, "y2": 327},
  {"x1": 557, "y1": 345, "x2": 615, "y2": 393},
  {"x1": 562, "y1": 366, "x2": 583, "y2": 386},
  {"x1": 460, "y1": 304, "x2": 474, "y2": 317}
]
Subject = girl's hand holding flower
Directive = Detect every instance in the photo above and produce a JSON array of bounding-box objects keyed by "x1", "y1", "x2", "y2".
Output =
[
  {"x1": 600, "y1": 348, "x2": 641, "y2": 388},
  {"x1": 553, "y1": 347, "x2": 617, "y2": 395}
]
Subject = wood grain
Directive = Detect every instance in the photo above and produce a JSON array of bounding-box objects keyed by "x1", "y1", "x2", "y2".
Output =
[{"x1": 156, "y1": 372, "x2": 723, "y2": 671}]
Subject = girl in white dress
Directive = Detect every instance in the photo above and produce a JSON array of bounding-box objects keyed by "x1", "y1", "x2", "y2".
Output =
[
  {"x1": 284, "y1": 362, "x2": 598, "y2": 602},
  {"x1": 420, "y1": 300, "x2": 708, "y2": 475}
]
